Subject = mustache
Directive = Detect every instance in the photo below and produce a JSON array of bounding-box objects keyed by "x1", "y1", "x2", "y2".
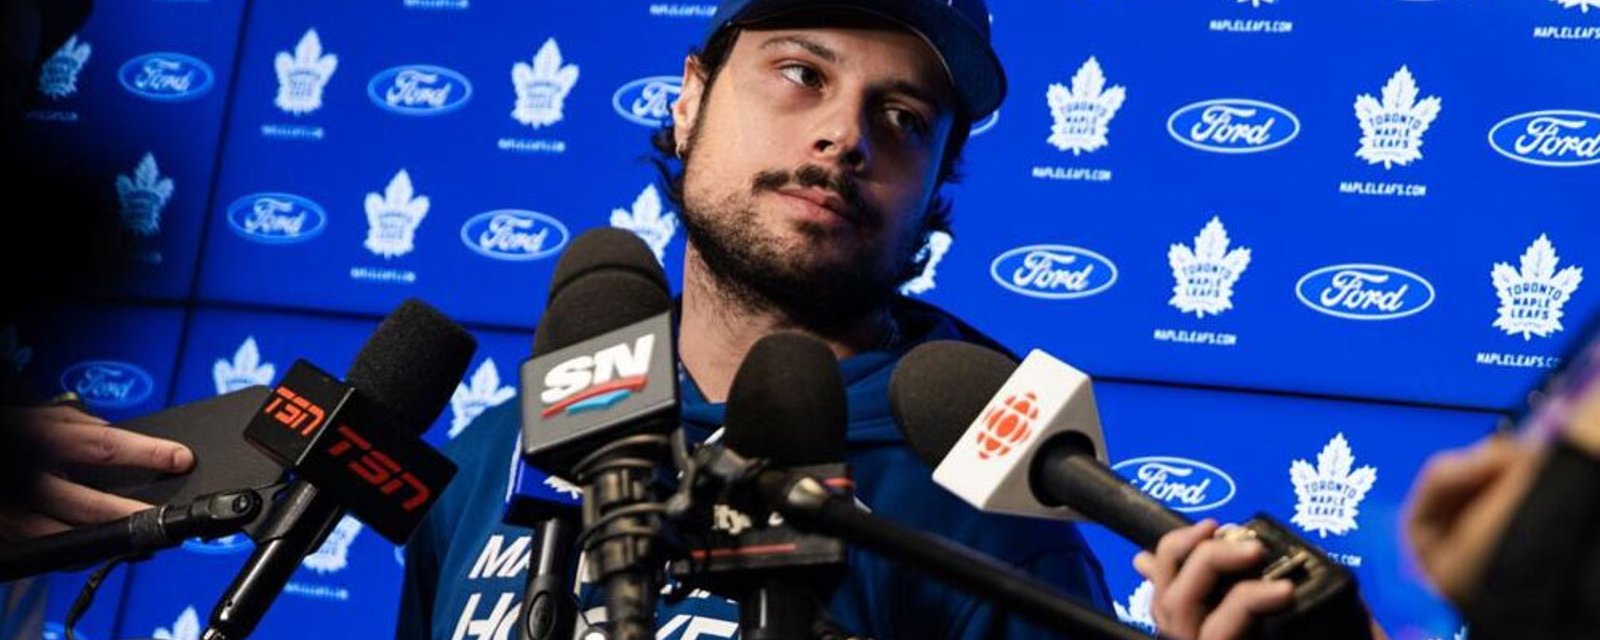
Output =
[{"x1": 751, "y1": 165, "x2": 879, "y2": 228}]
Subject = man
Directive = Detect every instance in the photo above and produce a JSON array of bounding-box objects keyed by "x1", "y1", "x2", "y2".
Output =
[{"x1": 398, "y1": 1, "x2": 1113, "y2": 638}]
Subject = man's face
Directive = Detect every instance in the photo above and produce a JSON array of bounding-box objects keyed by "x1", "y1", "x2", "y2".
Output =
[{"x1": 672, "y1": 21, "x2": 956, "y2": 327}]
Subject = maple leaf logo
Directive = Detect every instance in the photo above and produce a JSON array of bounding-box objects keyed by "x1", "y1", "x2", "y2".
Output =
[
  {"x1": 511, "y1": 38, "x2": 579, "y2": 129},
  {"x1": 153, "y1": 606, "x2": 200, "y2": 640},
  {"x1": 1554, "y1": 0, "x2": 1600, "y2": 13},
  {"x1": 1290, "y1": 433, "x2": 1377, "y2": 538},
  {"x1": 1168, "y1": 216, "x2": 1251, "y2": 318},
  {"x1": 1113, "y1": 580, "x2": 1157, "y2": 634},
  {"x1": 302, "y1": 515, "x2": 361, "y2": 574},
  {"x1": 364, "y1": 169, "x2": 430, "y2": 258},
  {"x1": 40, "y1": 34, "x2": 91, "y2": 99},
  {"x1": 116, "y1": 152, "x2": 174, "y2": 237},
  {"x1": 545, "y1": 474, "x2": 582, "y2": 500},
  {"x1": 900, "y1": 230, "x2": 953, "y2": 296},
  {"x1": 1492, "y1": 234, "x2": 1583, "y2": 340},
  {"x1": 449, "y1": 359, "x2": 515, "y2": 438},
  {"x1": 274, "y1": 28, "x2": 337, "y2": 115},
  {"x1": 1354, "y1": 66, "x2": 1441, "y2": 169},
  {"x1": 1046, "y1": 57, "x2": 1125, "y2": 155},
  {"x1": 213, "y1": 336, "x2": 276, "y2": 394},
  {"x1": 610, "y1": 184, "x2": 678, "y2": 263}
]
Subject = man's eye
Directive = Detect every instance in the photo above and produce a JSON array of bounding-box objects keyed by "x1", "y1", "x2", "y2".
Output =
[
  {"x1": 887, "y1": 108, "x2": 928, "y2": 136},
  {"x1": 778, "y1": 64, "x2": 822, "y2": 88}
]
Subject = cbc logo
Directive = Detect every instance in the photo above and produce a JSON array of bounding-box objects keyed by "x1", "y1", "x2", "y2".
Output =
[{"x1": 977, "y1": 391, "x2": 1039, "y2": 460}]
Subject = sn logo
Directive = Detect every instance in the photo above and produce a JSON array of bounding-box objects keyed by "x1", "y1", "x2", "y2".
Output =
[{"x1": 540, "y1": 335, "x2": 654, "y2": 411}]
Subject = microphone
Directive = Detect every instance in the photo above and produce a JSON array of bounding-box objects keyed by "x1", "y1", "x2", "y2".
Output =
[
  {"x1": 687, "y1": 332, "x2": 849, "y2": 640},
  {"x1": 519, "y1": 228, "x2": 677, "y2": 640},
  {"x1": 696, "y1": 333, "x2": 1147, "y2": 640},
  {"x1": 203, "y1": 299, "x2": 476, "y2": 640},
  {"x1": 890, "y1": 341, "x2": 1371, "y2": 640}
]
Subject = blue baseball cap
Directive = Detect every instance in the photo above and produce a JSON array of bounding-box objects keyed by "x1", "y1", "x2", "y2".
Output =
[{"x1": 705, "y1": 0, "x2": 1007, "y2": 120}]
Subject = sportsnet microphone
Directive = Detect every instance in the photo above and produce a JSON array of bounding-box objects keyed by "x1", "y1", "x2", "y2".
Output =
[
  {"x1": 679, "y1": 332, "x2": 849, "y2": 640},
  {"x1": 519, "y1": 228, "x2": 677, "y2": 640},
  {"x1": 698, "y1": 333, "x2": 1147, "y2": 640},
  {"x1": 890, "y1": 341, "x2": 1371, "y2": 640},
  {"x1": 204, "y1": 299, "x2": 476, "y2": 640}
]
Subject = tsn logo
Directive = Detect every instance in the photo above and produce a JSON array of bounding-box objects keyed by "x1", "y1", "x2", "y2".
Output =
[
  {"x1": 265, "y1": 386, "x2": 327, "y2": 436},
  {"x1": 540, "y1": 334, "x2": 655, "y2": 418},
  {"x1": 327, "y1": 425, "x2": 432, "y2": 511}
]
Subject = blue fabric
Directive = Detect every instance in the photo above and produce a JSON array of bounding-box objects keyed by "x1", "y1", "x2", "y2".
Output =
[{"x1": 398, "y1": 301, "x2": 1112, "y2": 640}]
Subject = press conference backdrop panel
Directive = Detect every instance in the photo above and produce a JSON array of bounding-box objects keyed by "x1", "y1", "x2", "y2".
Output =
[{"x1": 11, "y1": 0, "x2": 1595, "y2": 638}]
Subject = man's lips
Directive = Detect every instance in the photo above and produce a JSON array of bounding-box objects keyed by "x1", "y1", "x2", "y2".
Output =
[{"x1": 775, "y1": 187, "x2": 855, "y2": 223}]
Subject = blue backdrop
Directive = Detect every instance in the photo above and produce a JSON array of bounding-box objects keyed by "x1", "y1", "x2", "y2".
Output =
[{"x1": 11, "y1": 0, "x2": 1598, "y2": 638}]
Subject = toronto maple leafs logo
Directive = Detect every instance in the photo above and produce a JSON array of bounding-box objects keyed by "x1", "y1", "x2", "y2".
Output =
[
  {"x1": 40, "y1": 35, "x2": 91, "y2": 99},
  {"x1": 213, "y1": 336, "x2": 276, "y2": 394},
  {"x1": 116, "y1": 152, "x2": 174, "y2": 237},
  {"x1": 1, "y1": 325, "x2": 32, "y2": 373},
  {"x1": 449, "y1": 358, "x2": 515, "y2": 438},
  {"x1": 152, "y1": 606, "x2": 200, "y2": 640},
  {"x1": 1553, "y1": 0, "x2": 1600, "y2": 12},
  {"x1": 274, "y1": 28, "x2": 338, "y2": 115},
  {"x1": 545, "y1": 475, "x2": 582, "y2": 501},
  {"x1": 900, "y1": 230, "x2": 953, "y2": 296},
  {"x1": 364, "y1": 169, "x2": 430, "y2": 258},
  {"x1": 1046, "y1": 57, "x2": 1125, "y2": 155},
  {"x1": 1290, "y1": 433, "x2": 1377, "y2": 538},
  {"x1": 1492, "y1": 234, "x2": 1583, "y2": 340},
  {"x1": 1113, "y1": 580, "x2": 1157, "y2": 634},
  {"x1": 302, "y1": 515, "x2": 362, "y2": 574},
  {"x1": 1354, "y1": 66, "x2": 1441, "y2": 169},
  {"x1": 511, "y1": 38, "x2": 579, "y2": 129},
  {"x1": 1168, "y1": 217, "x2": 1250, "y2": 318},
  {"x1": 609, "y1": 184, "x2": 678, "y2": 263}
]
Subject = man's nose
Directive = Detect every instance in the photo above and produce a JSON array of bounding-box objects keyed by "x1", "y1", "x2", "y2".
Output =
[{"x1": 809, "y1": 102, "x2": 872, "y2": 174}]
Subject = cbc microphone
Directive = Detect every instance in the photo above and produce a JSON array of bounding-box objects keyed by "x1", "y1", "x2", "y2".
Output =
[
  {"x1": 519, "y1": 228, "x2": 678, "y2": 640},
  {"x1": 204, "y1": 299, "x2": 476, "y2": 640},
  {"x1": 889, "y1": 341, "x2": 1372, "y2": 640}
]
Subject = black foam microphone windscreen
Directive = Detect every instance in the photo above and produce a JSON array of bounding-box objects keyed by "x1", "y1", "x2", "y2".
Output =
[
  {"x1": 346, "y1": 298, "x2": 478, "y2": 434},
  {"x1": 887, "y1": 340, "x2": 1018, "y2": 468}
]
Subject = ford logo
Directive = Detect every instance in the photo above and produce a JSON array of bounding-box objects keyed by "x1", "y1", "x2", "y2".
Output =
[
  {"x1": 1488, "y1": 110, "x2": 1600, "y2": 168},
  {"x1": 460, "y1": 209, "x2": 569, "y2": 261},
  {"x1": 971, "y1": 109, "x2": 1000, "y2": 137},
  {"x1": 990, "y1": 244, "x2": 1118, "y2": 300},
  {"x1": 183, "y1": 533, "x2": 253, "y2": 554},
  {"x1": 226, "y1": 193, "x2": 328, "y2": 244},
  {"x1": 368, "y1": 65, "x2": 473, "y2": 115},
  {"x1": 1112, "y1": 456, "x2": 1237, "y2": 513},
  {"x1": 612, "y1": 75, "x2": 681, "y2": 127},
  {"x1": 1167, "y1": 98, "x2": 1300, "y2": 153},
  {"x1": 59, "y1": 361, "x2": 155, "y2": 409},
  {"x1": 1296, "y1": 263, "x2": 1436, "y2": 320},
  {"x1": 118, "y1": 52, "x2": 214, "y2": 101}
]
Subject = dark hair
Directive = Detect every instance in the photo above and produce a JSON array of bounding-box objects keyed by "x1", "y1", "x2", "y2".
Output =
[{"x1": 649, "y1": 27, "x2": 972, "y2": 283}]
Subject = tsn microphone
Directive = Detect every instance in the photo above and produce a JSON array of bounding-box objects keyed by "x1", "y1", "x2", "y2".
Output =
[
  {"x1": 675, "y1": 332, "x2": 849, "y2": 640},
  {"x1": 890, "y1": 341, "x2": 1372, "y2": 640},
  {"x1": 204, "y1": 299, "x2": 476, "y2": 640},
  {"x1": 520, "y1": 228, "x2": 678, "y2": 640}
]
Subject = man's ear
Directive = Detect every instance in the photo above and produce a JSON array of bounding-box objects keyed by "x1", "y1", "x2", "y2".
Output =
[{"x1": 672, "y1": 55, "x2": 707, "y2": 154}]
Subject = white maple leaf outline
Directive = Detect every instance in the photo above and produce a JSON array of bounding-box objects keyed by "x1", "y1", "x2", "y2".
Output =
[
  {"x1": 449, "y1": 358, "x2": 516, "y2": 438},
  {"x1": 1353, "y1": 65, "x2": 1441, "y2": 169},
  {"x1": 1492, "y1": 234, "x2": 1584, "y2": 340},
  {"x1": 116, "y1": 152, "x2": 174, "y2": 236},
  {"x1": 364, "y1": 168, "x2": 430, "y2": 258},
  {"x1": 153, "y1": 606, "x2": 201, "y2": 640},
  {"x1": 273, "y1": 28, "x2": 338, "y2": 114},
  {"x1": 213, "y1": 335, "x2": 275, "y2": 394},
  {"x1": 1168, "y1": 216, "x2": 1251, "y2": 318},
  {"x1": 610, "y1": 184, "x2": 678, "y2": 263},
  {"x1": 41, "y1": 35, "x2": 92, "y2": 98},
  {"x1": 1290, "y1": 432, "x2": 1376, "y2": 538},
  {"x1": 1554, "y1": 0, "x2": 1600, "y2": 13},
  {"x1": 1113, "y1": 580, "x2": 1157, "y2": 634},
  {"x1": 1045, "y1": 56, "x2": 1125, "y2": 155},
  {"x1": 511, "y1": 38, "x2": 580, "y2": 128},
  {"x1": 302, "y1": 515, "x2": 362, "y2": 573},
  {"x1": 900, "y1": 230, "x2": 953, "y2": 296}
]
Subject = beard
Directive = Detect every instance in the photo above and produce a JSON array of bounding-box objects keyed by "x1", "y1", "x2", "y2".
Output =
[{"x1": 681, "y1": 162, "x2": 918, "y2": 332}]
